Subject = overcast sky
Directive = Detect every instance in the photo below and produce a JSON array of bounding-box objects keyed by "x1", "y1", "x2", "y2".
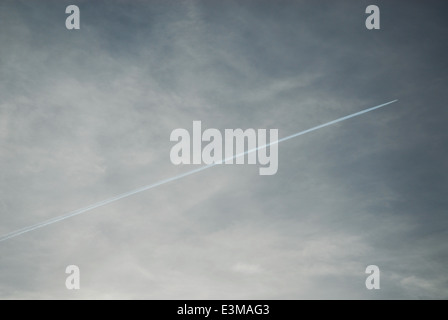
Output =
[{"x1": 0, "y1": 0, "x2": 447, "y2": 299}]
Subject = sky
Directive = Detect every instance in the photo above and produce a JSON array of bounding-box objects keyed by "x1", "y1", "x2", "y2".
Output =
[{"x1": 0, "y1": 0, "x2": 447, "y2": 299}]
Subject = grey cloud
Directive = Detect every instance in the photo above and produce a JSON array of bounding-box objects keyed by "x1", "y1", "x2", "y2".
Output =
[{"x1": 0, "y1": 0, "x2": 447, "y2": 299}]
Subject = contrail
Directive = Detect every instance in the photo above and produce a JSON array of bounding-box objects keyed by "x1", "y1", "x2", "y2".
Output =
[{"x1": 0, "y1": 100, "x2": 398, "y2": 243}]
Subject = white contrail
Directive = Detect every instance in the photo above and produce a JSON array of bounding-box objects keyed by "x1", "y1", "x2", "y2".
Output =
[{"x1": 0, "y1": 100, "x2": 398, "y2": 243}]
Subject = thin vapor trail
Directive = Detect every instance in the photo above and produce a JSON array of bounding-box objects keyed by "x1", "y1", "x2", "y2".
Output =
[{"x1": 0, "y1": 100, "x2": 398, "y2": 243}]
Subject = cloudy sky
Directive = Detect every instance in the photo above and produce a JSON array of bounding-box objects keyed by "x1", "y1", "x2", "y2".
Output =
[{"x1": 0, "y1": 0, "x2": 447, "y2": 299}]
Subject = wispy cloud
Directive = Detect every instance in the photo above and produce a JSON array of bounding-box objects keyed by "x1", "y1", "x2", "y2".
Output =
[{"x1": 0, "y1": 0, "x2": 447, "y2": 299}]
